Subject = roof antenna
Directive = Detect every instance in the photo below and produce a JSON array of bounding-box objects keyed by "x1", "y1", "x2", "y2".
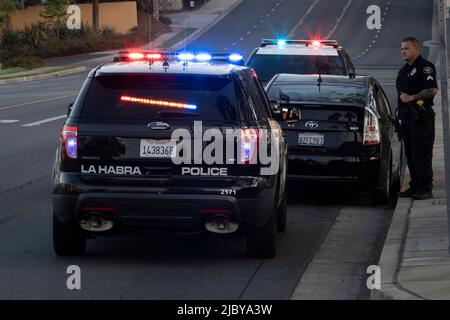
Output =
[
  {"x1": 317, "y1": 73, "x2": 322, "y2": 92},
  {"x1": 182, "y1": 16, "x2": 191, "y2": 72},
  {"x1": 148, "y1": 9, "x2": 156, "y2": 70}
]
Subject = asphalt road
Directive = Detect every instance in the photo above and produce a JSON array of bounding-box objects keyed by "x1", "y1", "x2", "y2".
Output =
[{"x1": 0, "y1": 0, "x2": 434, "y2": 299}]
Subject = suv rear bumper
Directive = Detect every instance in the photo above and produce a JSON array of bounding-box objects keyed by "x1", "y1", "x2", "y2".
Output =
[{"x1": 52, "y1": 174, "x2": 277, "y2": 232}]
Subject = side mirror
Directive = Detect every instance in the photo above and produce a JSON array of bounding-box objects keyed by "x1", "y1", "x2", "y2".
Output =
[
  {"x1": 269, "y1": 100, "x2": 281, "y2": 114},
  {"x1": 281, "y1": 107, "x2": 301, "y2": 123},
  {"x1": 67, "y1": 103, "x2": 74, "y2": 116}
]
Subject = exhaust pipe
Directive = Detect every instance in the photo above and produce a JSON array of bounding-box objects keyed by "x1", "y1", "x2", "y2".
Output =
[
  {"x1": 80, "y1": 214, "x2": 114, "y2": 232},
  {"x1": 205, "y1": 214, "x2": 238, "y2": 234}
]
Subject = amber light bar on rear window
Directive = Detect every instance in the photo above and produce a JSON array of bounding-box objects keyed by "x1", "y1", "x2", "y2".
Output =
[{"x1": 120, "y1": 96, "x2": 197, "y2": 110}]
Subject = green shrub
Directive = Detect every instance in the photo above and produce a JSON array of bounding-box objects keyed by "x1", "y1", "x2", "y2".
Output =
[{"x1": 3, "y1": 55, "x2": 43, "y2": 69}]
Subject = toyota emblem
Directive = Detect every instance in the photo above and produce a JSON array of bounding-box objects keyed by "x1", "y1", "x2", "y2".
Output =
[{"x1": 305, "y1": 121, "x2": 319, "y2": 129}]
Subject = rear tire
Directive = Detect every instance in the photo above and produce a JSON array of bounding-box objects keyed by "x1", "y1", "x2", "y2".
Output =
[
  {"x1": 370, "y1": 160, "x2": 393, "y2": 206},
  {"x1": 276, "y1": 193, "x2": 287, "y2": 233},
  {"x1": 246, "y1": 210, "x2": 276, "y2": 259},
  {"x1": 53, "y1": 213, "x2": 87, "y2": 256}
]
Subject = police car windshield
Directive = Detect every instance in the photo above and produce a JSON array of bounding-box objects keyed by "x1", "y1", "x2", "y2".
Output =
[
  {"x1": 82, "y1": 74, "x2": 239, "y2": 121},
  {"x1": 248, "y1": 54, "x2": 345, "y2": 82},
  {"x1": 267, "y1": 84, "x2": 366, "y2": 104}
]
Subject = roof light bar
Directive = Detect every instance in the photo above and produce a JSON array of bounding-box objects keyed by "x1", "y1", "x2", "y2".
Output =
[
  {"x1": 195, "y1": 53, "x2": 213, "y2": 61},
  {"x1": 113, "y1": 51, "x2": 244, "y2": 65},
  {"x1": 261, "y1": 39, "x2": 339, "y2": 48},
  {"x1": 229, "y1": 53, "x2": 244, "y2": 62},
  {"x1": 120, "y1": 96, "x2": 197, "y2": 110},
  {"x1": 177, "y1": 52, "x2": 195, "y2": 61}
]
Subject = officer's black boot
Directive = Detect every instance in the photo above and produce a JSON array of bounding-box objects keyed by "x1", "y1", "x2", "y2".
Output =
[
  {"x1": 399, "y1": 188, "x2": 414, "y2": 198},
  {"x1": 412, "y1": 191, "x2": 433, "y2": 200}
]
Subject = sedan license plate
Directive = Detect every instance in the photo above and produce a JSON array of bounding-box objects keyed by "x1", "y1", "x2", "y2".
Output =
[
  {"x1": 298, "y1": 133, "x2": 324, "y2": 146},
  {"x1": 140, "y1": 139, "x2": 176, "y2": 158}
]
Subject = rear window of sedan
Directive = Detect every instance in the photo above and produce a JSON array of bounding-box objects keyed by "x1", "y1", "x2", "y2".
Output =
[{"x1": 267, "y1": 83, "x2": 366, "y2": 104}]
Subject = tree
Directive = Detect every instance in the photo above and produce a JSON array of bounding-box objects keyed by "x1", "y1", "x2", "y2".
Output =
[
  {"x1": 39, "y1": 0, "x2": 70, "y2": 37},
  {"x1": 0, "y1": 0, "x2": 17, "y2": 30}
]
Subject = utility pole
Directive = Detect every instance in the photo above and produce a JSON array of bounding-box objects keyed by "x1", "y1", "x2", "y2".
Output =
[
  {"x1": 153, "y1": 0, "x2": 159, "y2": 22},
  {"x1": 437, "y1": 0, "x2": 450, "y2": 255}
]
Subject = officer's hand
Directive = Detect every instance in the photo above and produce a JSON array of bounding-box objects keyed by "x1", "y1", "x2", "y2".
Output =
[{"x1": 400, "y1": 92, "x2": 414, "y2": 103}]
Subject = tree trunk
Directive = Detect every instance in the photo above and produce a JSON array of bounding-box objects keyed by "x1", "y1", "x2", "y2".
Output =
[{"x1": 93, "y1": 0, "x2": 99, "y2": 31}]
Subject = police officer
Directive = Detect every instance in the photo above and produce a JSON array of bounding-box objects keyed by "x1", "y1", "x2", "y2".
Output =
[{"x1": 396, "y1": 37, "x2": 438, "y2": 200}]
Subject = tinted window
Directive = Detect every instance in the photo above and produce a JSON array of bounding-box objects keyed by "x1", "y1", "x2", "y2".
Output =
[
  {"x1": 247, "y1": 54, "x2": 346, "y2": 83},
  {"x1": 82, "y1": 75, "x2": 239, "y2": 121},
  {"x1": 267, "y1": 84, "x2": 366, "y2": 104},
  {"x1": 240, "y1": 72, "x2": 268, "y2": 119},
  {"x1": 375, "y1": 85, "x2": 390, "y2": 117}
]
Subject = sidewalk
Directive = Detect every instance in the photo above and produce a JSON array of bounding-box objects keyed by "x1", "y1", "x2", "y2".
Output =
[
  {"x1": 371, "y1": 73, "x2": 450, "y2": 300},
  {"x1": 0, "y1": 65, "x2": 86, "y2": 84},
  {"x1": 144, "y1": 0, "x2": 243, "y2": 50}
]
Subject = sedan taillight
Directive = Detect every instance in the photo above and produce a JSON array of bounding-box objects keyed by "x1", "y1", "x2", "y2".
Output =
[{"x1": 363, "y1": 108, "x2": 380, "y2": 145}]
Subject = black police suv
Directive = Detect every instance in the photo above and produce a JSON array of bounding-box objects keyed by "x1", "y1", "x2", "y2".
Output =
[
  {"x1": 52, "y1": 53, "x2": 288, "y2": 258},
  {"x1": 266, "y1": 73, "x2": 403, "y2": 205},
  {"x1": 247, "y1": 39, "x2": 356, "y2": 86}
]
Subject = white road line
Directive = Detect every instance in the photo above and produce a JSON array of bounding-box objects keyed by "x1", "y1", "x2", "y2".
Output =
[
  {"x1": 0, "y1": 120, "x2": 19, "y2": 124},
  {"x1": 240, "y1": 37, "x2": 244, "y2": 41},
  {"x1": 21, "y1": 114, "x2": 66, "y2": 127},
  {"x1": 288, "y1": 0, "x2": 320, "y2": 37},
  {"x1": 247, "y1": 31, "x2": 251, "y2": 35},
  {"x1": 326, "y1": 0, "x2": 352, "y2": 39}
]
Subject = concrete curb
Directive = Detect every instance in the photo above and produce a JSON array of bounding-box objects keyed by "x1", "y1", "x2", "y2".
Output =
[
  {"x1": 0, "y1": 66, "x2": 86, "y2": 84},
  {"x1": 169, "y1": 0, "x2": 245, "y2": 51},
  {"x1": 370, "y1": 197, "x2": 419, "y2": 300}
]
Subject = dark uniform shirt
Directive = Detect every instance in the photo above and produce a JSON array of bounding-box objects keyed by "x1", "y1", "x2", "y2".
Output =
[{"x1": 396, "y1": 55, "x2": 438, "y2": 120}]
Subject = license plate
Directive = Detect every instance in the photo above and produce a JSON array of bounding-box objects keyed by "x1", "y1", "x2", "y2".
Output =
[
  {"x1": 298, "y1": 133, "x2": 325, "y2": 146},
  {"x1": 140, "y1": 139, "x2": 176, "y2": 158}
]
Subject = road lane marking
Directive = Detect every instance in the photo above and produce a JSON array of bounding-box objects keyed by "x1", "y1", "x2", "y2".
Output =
[
  {"x1": 0, "y1": 120, "x2": 19, "y2": 123},
  {"x1": 0, "y1": 94, "x2": 76, "y2": 111},
  {"x1": 21, "y1": 114, "x2": 66, "y2": 127},
  {"x1": 288, "y1": 0, "x2": 320, "y2": 37},
  {"x1": 326, "y1": 0, "x2": 353, "y2": 39},
  {"x1": 352, "y1": 1, "x2": 391, "y2": 61}
]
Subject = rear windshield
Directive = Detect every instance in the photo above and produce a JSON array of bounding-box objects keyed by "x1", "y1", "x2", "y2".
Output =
[
  {"x1": 247, "y1": 54, "x2": 346, "y2": 82},
  {"x1": 267, "y1": 84, "x2": 366, "y2": 104},
  {"x1": 82, "y1": 74, "x2": 239, "y2": 121}
]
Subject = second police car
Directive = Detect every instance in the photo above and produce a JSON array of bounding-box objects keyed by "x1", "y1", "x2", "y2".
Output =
[
  {"x1": 51, "y1": 51, "x2": 288, "y2": 259},
  {"x1": 247, "y1": 39, "x2": 356, "y2": 85}
]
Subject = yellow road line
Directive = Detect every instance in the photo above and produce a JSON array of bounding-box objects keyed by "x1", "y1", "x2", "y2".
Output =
[{"x1": 0, "y1": 94, "x2": 76, "y2": 112}]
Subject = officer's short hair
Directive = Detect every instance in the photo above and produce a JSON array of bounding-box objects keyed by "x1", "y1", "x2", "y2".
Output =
[{"x1": 402, "y1": 37, "x2": 421, "y2": 49}]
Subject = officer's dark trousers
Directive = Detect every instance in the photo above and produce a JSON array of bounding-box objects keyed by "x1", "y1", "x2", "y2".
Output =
[{"x1": 401, "y1": 112, "x2": 435, "y2": 193}]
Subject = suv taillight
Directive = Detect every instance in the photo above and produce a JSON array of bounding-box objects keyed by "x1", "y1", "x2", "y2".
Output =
[
  {"x1": 240, "y1": 128, "x2": 261, "y2": 164},
  {"x1": 363, "y1": 108, "x2": 380, "y2": 145},
  {"x1": 61, "y1": 125, "x2": 78, "y2": 160}
]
